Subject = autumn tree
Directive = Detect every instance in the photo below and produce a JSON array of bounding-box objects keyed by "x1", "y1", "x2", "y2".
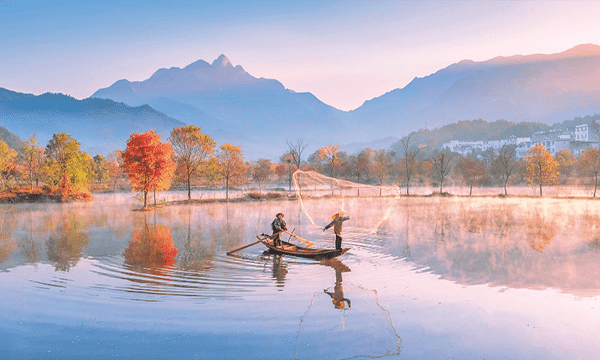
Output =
[
  {"x1": 122, "y1": 130, "x2": 176, "y2": 208},
  {"x1": 490, "y1": 145, "x2": 517, "y2": 196},
  {"x1": 107, "y1": 150, "x2": 123, "y2": 191},
  {"x1": 555, "y1": 149, "x2": 576, "y2": 184},
  {"x1": 217, "y1": 143, "x2": 246, "y2": 201},
  {"x1": 252, "y1": 158, "x2": 274, "y2": 194},
  {"x1": 0, "y1": 140, "x2": 18, "y2": 189},
  {"x1": 317, "y1": 144, "x2": 340, "y2": 178},
  {"x1": 20, "y1": 133, "x2": 44, "y2": 189},
  {"x1": 432, "y1": 150, "x2": 453, "y2": 194},
  {"x1": 577, "y1": 148, "x2": 600, "y2": 197},
  {"x1": 169, "y1": 125, "x2": 216, "y2": 200},
  {"x1": 42, "y1": 133, "x2": 90, "y2": 190},
  {"x1": 455, "y1": 157, "x2": 488, "y2": 196},
  {"x1": 372, "y1": 149, "x2": 391, "y2": 195},
  {"x1": 525, "y1": 143, "x2": 559, "y2": 196}
]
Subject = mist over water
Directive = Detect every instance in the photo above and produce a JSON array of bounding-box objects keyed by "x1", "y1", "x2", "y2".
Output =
[{"x1": 0, "y1": 193, "x2": 598, "y2": 359}]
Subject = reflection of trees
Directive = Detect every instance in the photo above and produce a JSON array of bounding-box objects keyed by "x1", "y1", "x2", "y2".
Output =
[
  {"x1": 124, "y1": 222, "x2": 177, "y2": 273},
  {"x1": 0, "y1": 210, "x2": 18, "y2": 264},
  {"x1": 177, "y1": 207, "x2": 217, "y2": 272},
  {"x1": 321, "y1": 258, "x2": 351, "y2": 310},
  {"x1": 384, "y1": 197, "x2": 600, "y2": 296},
  {"x1": 46, "y1": 214, "x2": 90, "y2": 271},
  {"x1": 524, "y1": 213, "x2": 557, "y2": 253}
]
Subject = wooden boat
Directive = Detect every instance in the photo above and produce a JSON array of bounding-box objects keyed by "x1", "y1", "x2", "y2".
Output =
[{"x1": 256, "y1": 234, "x2": 349, "y2": 260}]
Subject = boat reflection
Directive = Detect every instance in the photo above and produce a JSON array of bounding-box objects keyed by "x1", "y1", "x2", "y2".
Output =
[
  {"x1": 271, "y1": 254, "x2": 288, "y2": 290},
  {"x1": 320, "y1": 258, "x2": 351, "y2": 310}
]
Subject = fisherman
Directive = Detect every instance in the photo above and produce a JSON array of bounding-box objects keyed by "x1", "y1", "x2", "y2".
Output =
[
  {"x1": 323, "y1": 212, "x2": 350, "y2": 251},
  {"x1": 271, "y1": 213, "x2": 287, "y2": 247}
]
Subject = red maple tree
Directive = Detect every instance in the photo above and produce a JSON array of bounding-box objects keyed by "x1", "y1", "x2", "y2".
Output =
[{"x1": 122, "y1": 130, "x2": 176, "y2": 208}]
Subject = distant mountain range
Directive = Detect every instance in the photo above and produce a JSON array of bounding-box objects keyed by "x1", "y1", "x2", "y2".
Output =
[
  {"x1": 0, "y1": 88, "x2": 183, "y2": 155},
  {"x1": 2, "y1": 44, "x2": 600, "y2": 159}
]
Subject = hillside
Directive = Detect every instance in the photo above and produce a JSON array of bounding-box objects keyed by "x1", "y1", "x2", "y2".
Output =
[
  {"x1": 0, "y1": 88, "x2": 183, "y2": 155},
  {"x1": 349, "y1": 44, "x2": 600, "y2": 140}
]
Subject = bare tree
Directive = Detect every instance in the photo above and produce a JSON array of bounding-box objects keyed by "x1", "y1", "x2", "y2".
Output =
[
  {"x1": 400, "y1": 132, "x2": 420, "y2": 195},
  {"x1": 490, "y1": 145, "x2": 517, "y2": 196},
  {"x1": 432, "y1": 150, "x2": 453, "y2": 194},
  {"x1": 286, "y1": 138, "x2": 308, "y2": 170}
]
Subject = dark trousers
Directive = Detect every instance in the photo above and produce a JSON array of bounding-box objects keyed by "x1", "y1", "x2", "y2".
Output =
[
  {"x1": 272, "y1": 234, "x2": 282, "y2": 247},
  {"x1": 335, "y1": 234, "x2": 342, "y2": 250}
]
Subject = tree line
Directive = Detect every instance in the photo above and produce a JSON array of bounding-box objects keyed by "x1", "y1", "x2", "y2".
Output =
[{"x1": 2, "y1": 126, "x2": 600, "y2": 204}]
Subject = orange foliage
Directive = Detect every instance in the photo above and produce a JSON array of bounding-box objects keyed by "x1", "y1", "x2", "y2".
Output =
[
  {"x1": 124, "y1": 223, "x2": 178, "y2": 268},
  {"x1": 122, "y1": 130, "x2": 176, "y2": 207}
]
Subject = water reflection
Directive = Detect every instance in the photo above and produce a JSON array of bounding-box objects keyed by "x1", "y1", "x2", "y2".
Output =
[
  {"x1": 321, "y1": 258, "x2": 351, "y2": 310},
  {"x1": 46, "y1": 213, "x2": 90, "y2": 271},
  {"x1": 124, "y1": 216, "x2": 178, "y2": 274},
  {"x1": 387, "y1": 197, "x2": 600, "y2": 296},
  {"x1": 270, "y1": 254, "x2": 288, "y2": 290}
]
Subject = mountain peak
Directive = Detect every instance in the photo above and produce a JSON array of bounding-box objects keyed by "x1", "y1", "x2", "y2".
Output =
[
  {"x1": 212, "y1": 54, "x2": 232, "y2": 68},
  {"x1": 561, "y1": 43, "x2": 600, "y2": 57}
]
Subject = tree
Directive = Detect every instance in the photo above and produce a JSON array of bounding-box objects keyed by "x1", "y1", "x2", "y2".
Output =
[
  {"x1": 317, "y1": 144, "x2": 340, "y2": 178},
  {"x1": 490, "y1": 145, "x2": 517, "y2": 196},
  {"x1": 455, "y1": 157, "x2": 488, "y2": 196},
  {"x1": 169, "y1": 125, "x2": 216, "y2": 200},
  {"x1": 525, "y1": 143, "x2": 559, "y2": 196},
  {"x1": 122, "y1": 130, "x2": 176, "y2": 208},
  {"x1": 286, "y1": 138, "x2": 308, "y2": 170},
  {"x1": 372, "y1": 149, "x2": 391, "y2": 195},
  {"x1": 577, "y1": 148, "x2": 600, "y2": 197},
  {"x1": 217, "y1": 143, "x2": 246, "y2": 201},
  {"x1": 279, "y1": 152, "x2": 295, "y2": 191},
  {"x1": 0, "y1": 140, "x2": 18, "y2": 189},
  {"x1": 107, "y1": 150, "x2": 123, "y2": 191},
  {"x1": 43, "y1": 133, "x2": 90, "y2": 189},
  {"x1": 20, "y1": 134, "x2": 43, "y2": 189},
  {"x1": 400, "y1": 132, "x2": 421, "y2": 195},
  {"x1": 555, "y1": 149, "x2": 575, "y2": 184},
  {"x1": 92, "y1": 154, "x2": 110, "y2": 185},
  {"x1": 432, "y1": 150, "x2": 453, "y2": 194},
  {"x1": 252, "y1": 158, "x2": 273, "y2": 194}
]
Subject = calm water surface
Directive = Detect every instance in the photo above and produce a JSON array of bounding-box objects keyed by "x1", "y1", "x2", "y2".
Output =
[{"x1": 1, "y1": 193, "x2": 599, "y2": 359}]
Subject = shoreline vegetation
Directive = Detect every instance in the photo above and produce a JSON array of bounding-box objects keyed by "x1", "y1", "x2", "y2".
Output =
[{"x1": 4, "y1": 187, "x2": 600, "y2": 207}]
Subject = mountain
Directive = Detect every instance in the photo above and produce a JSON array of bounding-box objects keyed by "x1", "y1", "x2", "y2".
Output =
[
  {"x1": 0, "y1": 125, "x2": 22, "y2": 152},
  {"x1": 348, "y1": 44, "x2": 600, "y2": 139},
  {"x1": 0, "y1": 88, "x2": 184, "y2": 155},
  {"x1": 92, "y1": 55, "x2": 346, "y2": 159}
]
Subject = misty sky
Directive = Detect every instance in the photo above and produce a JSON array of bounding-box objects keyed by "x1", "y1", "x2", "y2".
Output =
[{"x1": 1, "y1": 0, "x2": 599, "y2": 111}]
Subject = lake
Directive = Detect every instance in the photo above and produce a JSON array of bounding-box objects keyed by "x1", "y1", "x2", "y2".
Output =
[{"x1": 1, "y1": 193, "x2": 599, "y2": 359}]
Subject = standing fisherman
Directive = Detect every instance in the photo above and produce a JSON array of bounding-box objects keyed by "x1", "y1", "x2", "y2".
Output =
[
  {"x1": 271, "y1": 213, "x2": 287, "y2": 247},
  {"x1": 323, "y1": 213, "x2": 350, "y2": 250}
]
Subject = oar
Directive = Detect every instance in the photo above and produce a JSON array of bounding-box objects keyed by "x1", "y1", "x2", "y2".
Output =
[
  {"x1": 226, "y1": 231, "x2": 282, "y2": 256},
  {"x1": 284, "y1": 230, "x2": 314, "y2": 248}
]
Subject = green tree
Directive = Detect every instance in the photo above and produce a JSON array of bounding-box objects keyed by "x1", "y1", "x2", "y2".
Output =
[
  {"x1": 525, "y1": 143, "x2": 559, "y2": 196},
  {"x1": 92, "y1": 154, "x2": 110, "y2": 185},
  {"x1": 20, "y1": 133, "x2": 43, "y2": 189},
  {"x1": 169, "y1": 125, "x2": 216, "y2": 200},
  {"x1": 42, "y1": 133, "x2": 90, "y2": 189}
]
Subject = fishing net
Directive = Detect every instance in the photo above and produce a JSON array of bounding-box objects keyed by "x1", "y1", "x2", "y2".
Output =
[{"x1": 292, "y1": 171, "x2": 401, "y2": 235}]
